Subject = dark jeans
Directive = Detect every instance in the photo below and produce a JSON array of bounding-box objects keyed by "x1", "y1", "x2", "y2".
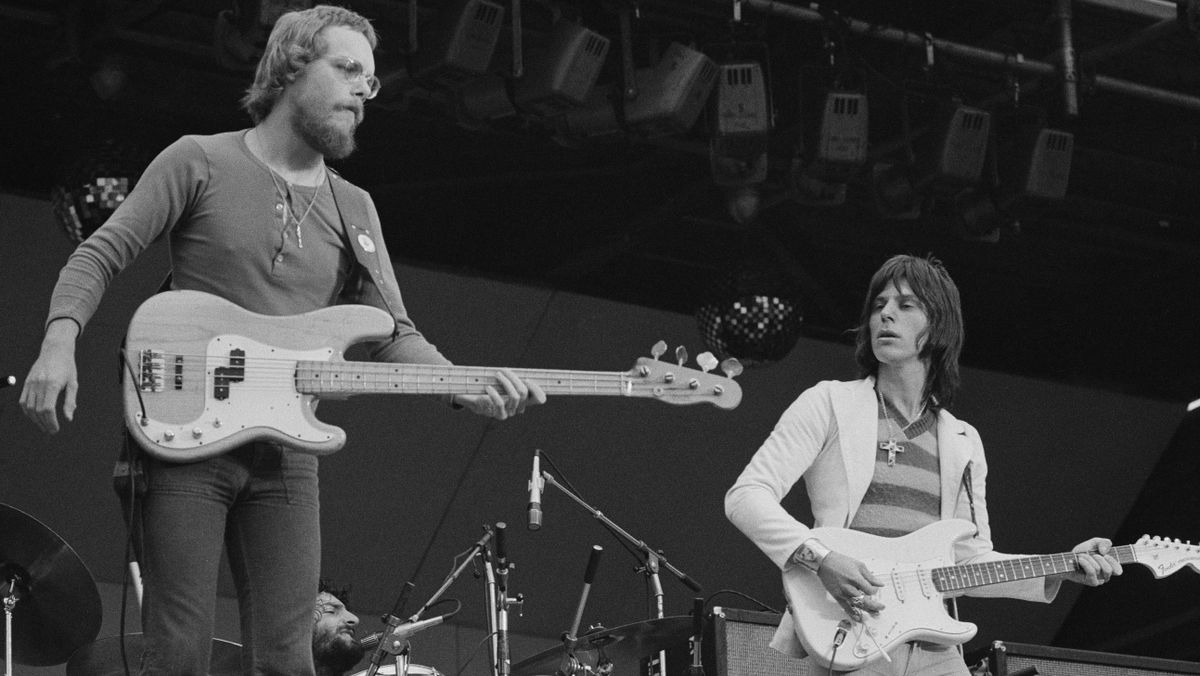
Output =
[{"x1": 138, "y1": 443, "x2": 320, "y2": 675}]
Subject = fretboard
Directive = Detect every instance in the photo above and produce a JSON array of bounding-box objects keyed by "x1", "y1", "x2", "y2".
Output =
[
  {"x1": 932, "y1": 545, "x2": 1137, "y2": 592},
  {"x1": 295, "y1": 361, "x2": 633, "y2": 397}
]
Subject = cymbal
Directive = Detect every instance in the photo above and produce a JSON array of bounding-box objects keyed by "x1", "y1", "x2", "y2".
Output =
[
  {"x1": 0, "y1": 503, "x2": 103, "y2": 666},
  {"x1": 66, "y1": 633, "x2": 243, "y2": 676},
  {"x1": 513, "y1": 616, "x2": 693, "y2": 676}
]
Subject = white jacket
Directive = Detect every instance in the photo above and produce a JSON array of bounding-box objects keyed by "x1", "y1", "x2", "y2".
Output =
[{"x1": 725, "y1": 377, "x2": 1060, "y2": 657}]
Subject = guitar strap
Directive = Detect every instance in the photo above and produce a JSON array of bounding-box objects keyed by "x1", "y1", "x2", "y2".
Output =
[
  {"x1": 962, "y1": 462, "x2": 977, "y2": 527},
  {"x1": 326, "y1": 168, "x2": 407, "y2": 336}
]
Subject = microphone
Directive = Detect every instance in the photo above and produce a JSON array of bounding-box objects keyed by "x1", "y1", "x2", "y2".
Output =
[
  {"x1": 358, "y1": 632, "x2": 383, "y2": 650},
  {"x1": 833, "y1": 619, "x2": 852, "y2": 648},
  {"x1": 365, "y1": 582, "x2": 415, "y2": 676},
  {"x1": 368, "y1": 615, "x2": 451, "y2": 662},
  {"x1": 528, "y1": 450, "x2": 544, "y2": 531},
  {"x1": 386, "y1": 614, "x2": 447, "y2": 644}
]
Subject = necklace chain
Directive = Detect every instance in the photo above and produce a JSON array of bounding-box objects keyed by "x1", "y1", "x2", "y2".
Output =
[
  {"x1": 270, "y1": 172, "x2": 321, "y2": 249},
  {"x1": 877, "y1": 387, "x2": 925, "y2": 466}
]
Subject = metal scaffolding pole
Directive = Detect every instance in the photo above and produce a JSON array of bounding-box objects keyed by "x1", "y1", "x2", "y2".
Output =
[{"x1": 729, "y1": 0, "x2": 1200, "y2": 113}]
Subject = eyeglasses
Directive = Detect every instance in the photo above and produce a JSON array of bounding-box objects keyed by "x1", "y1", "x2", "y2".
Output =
[{"x1": 323, "y1": 55, "x2": 381, "y2": 100}]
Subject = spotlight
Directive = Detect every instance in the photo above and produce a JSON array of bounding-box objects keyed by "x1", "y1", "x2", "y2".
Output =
[
  {"x1": 625, "y1": 42, "x2": 719, "y2": 137},
  {"x1": 512, "y1": 20, "x2": 611, "y2": 117},
  {"x1": 999, "y1": 126, "x2": 1074, "y2": 203},
  {"x1": 408, "y1": 0, "x2": 505, "y2": 89},
  {"x1": 808, "y1": 90, "x2": 869, "y2": 181},
  {"x1": 709, "y1": 62, "x2": 771, "y2": 187},
  {"x1": 917, "y1": 102, "x2": 992, "y2": 194}
]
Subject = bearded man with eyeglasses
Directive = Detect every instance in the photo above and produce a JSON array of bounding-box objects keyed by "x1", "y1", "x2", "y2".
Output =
[{"x1": 20, "y1": 6, "x2": 545, "y2": 674}]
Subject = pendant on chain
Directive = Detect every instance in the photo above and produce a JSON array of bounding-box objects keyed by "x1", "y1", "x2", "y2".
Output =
[{"x1": 879, "y1": 439, "x2": 904, "y2": 466}]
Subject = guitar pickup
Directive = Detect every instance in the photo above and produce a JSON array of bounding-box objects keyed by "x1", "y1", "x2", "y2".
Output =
[{"x1": 213, "y1": 348, "x2": 247, "y2": 401}]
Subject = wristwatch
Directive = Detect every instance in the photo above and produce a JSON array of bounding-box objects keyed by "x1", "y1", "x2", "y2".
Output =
[{"x1": 791, "y1": 538, "x2": 831, "y2": 572}]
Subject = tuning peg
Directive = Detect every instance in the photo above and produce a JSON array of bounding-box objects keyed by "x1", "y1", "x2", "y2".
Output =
[
  {"x1": 675, "y1": 345, "x2": 688, "y2": 366},
  {"x1": 720, "y1": 358, "x2": 744, "y2": 379},
  {"x1": 696, "y1": 352, "x2": 718, "y2": 373},
  {"x1": 650, "y1": 340, "x2": 667, "y2": 360}
]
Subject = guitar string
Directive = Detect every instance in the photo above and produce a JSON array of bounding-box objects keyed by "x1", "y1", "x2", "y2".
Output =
[
  {"x1": 120, "y1": 352, "x2": 720, "y2": 380},
  {"x1": 859, "y1": 547, "x2": 1141, "y2": 591},
  {"x1": 120, "y1": 352, "x2": 722, "y2": 394}
]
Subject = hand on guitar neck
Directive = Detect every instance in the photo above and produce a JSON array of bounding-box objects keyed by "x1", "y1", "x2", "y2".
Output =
[
  {"x1": 449, "y1": 368, "x2": 547, "y2": 420},
  {"x1": 1062, "y1": 536, "x2": 1124, "y2": 586}
]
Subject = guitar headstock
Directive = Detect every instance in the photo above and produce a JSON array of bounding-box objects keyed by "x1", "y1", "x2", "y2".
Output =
[
  {"x1": 626, "y1": 343, "x2": 743, "y2": 409},
  {"x1": 1131, "y1": 535, "x2": 1200, "y2": 578}
]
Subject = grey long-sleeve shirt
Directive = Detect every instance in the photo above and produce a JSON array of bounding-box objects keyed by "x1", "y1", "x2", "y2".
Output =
[{"x1": 48, "y1": 129, "x2": 449, "y2": 366}]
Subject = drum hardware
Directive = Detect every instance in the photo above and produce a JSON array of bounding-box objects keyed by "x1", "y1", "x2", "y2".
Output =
[
  {"x1": 365, "y1": 526, "x2": 488, "y2": 676},
  {"x1": 351, "y1": 661, "x2": 444, "y2": 676},
  {"x1": 486, "y1": 521, "x2": 524, "y2": 676},
  {"x1": 1, "y1": 503, "x2": 103, "y2": 672},
  {"x1": 519, "y1": 456, "x2": 703, "y2": 676},
  {"x1": 512, "y1": 616, "x2": 695, "y2": 676}
]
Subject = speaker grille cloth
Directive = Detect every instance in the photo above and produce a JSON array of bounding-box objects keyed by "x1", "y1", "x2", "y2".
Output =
[{"x1": 719, "y1": 620, "x2": 813, "y2": 676}]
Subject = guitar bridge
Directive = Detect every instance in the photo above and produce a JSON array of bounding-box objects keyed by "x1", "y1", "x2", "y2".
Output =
[{"x1": 137, "y1": 350, "x2": 166, "y2": 393}]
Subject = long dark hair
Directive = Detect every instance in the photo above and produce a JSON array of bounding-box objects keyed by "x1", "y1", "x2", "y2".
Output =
[{"x1": 853, "y1": 254, "x2": 964, "y2": 409}]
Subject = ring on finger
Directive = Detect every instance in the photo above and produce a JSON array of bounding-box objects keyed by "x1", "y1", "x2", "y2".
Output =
[{"x1": 849, "y1": 594, "x2": 865, "y2": 607}]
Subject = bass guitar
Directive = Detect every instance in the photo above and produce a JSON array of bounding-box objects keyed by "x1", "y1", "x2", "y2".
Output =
[
  {"x1": 122, "y1": 290, "x2": 742, "y2": 462},
  {"x1": 783, "y1": 518, "x2": 1200, "y2": 670}
]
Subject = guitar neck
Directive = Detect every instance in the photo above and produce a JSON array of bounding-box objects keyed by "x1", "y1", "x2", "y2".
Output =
[
  {"x1": 296, "y1": 361, "x2": 632, "y2": 397},
  {"x1": 933, "y1": 545, "x2": 1138, "y2": 593}
]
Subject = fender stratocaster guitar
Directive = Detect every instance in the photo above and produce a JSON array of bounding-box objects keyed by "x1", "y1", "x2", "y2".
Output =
[
  {"x1": 122, "y1": 290, "x2": 742, "y2": 462},
  {"x1": 783, "y1": 519, "x2": 1200, "y2": 670}
]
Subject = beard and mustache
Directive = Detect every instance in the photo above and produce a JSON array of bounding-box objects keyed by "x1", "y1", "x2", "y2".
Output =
[
  {"x1": 294, "y1": 101, "x2": 361, "y2": 161},
  {"x1": 313, "y1": 628, "x2": 366, "y2": 673}
]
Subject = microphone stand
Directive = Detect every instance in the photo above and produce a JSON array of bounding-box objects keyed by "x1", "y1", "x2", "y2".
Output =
[
  {"x1": 537, "y1": 471, "x2": 703, "y2": 676},
  {"x1": 488, "y1": 522, "x2": 521, "y2": 676},
  {"x1": 373, "y1": 527, "x2": 495, "y2": 676}
]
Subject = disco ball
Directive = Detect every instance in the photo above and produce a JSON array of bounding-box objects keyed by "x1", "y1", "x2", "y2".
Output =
[
  {"x1": 50, "y1": 139, "x2": 150, "y2": 244},
  {"x1": 696, "y1": 265, "x2": 803, "y2": 366}
]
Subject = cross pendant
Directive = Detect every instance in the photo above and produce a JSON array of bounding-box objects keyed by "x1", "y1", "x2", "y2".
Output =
[{"x1": 879, "y1": 439, "x2": 904, "y2": 466}]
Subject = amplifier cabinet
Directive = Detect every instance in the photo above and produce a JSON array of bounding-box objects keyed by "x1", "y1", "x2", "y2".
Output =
[
  {"x1": 978, "y1": 640, "x2": 1200, "y2": 676},
  {"x1": 704, "y1": 607, "x2": 816, "y2": 676}
]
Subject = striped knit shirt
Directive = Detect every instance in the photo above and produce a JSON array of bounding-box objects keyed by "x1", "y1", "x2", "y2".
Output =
[{"x1": 849, "y1": 400, "x2": 940, "y2": 538}]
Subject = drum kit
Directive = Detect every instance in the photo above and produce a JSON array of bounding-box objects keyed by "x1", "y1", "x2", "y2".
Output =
[
  {"x1": 3, "y1": 450, "x2": 703, "y2": 676},
  {"x1": 0, "y1": 502, "x2": 244, "y2": 676},
  {"x1": 510, "y1": 616, "x2": 696, "y2": 676}
]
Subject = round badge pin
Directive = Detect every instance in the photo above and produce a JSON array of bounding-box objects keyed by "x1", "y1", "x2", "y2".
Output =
[{"x1": 357, "y1": 233, "x2": 376, "y2": 253}]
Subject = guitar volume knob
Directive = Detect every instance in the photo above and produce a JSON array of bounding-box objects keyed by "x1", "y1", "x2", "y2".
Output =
[{"x1": 192, "y1": 428, "x2": 204, "y2": 439}]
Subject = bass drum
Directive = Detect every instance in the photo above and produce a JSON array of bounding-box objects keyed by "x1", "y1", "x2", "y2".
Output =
[{"x1": 351, "y1": 664, "x2": 443, "y2": 676}]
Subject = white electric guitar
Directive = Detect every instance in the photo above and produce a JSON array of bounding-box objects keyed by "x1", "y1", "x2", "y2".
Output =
[
  {"x1": 784, "y1": 519, "x2": 1200, "y2": 670},
  {"x1": 122, "y1": 290, "x2": 743, "y2": 462}
]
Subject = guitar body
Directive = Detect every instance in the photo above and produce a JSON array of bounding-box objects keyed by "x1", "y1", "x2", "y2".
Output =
[
  {"x1": 123, "y1": 290, "x2": 395, "y2": 462},
  {"x1": 783, "y1": 519, "x2": 979, "y2": 670}
]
